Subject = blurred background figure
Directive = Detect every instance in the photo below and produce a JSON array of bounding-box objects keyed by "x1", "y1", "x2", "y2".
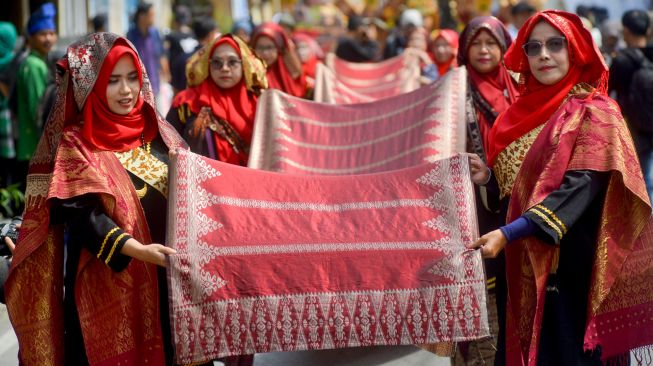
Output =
[
  {"x1": 91, "y1": 13, "x2": 107, "y2": 33},
  {"x1": 507, "y1": 1, "x2": 536, "y2": 39},
  {"x1": 0, "y1": 21, "x2": 17, "y2": 188},
  {"x1": 127, "y1": 2, "x2": 168, "y2": 103},
  {"x1": 335, "y1": 14, "x2": 380, "y2": 62},
  {"x1": 232, "y1": 18, "x2": 253, "y2": 44},
  {"x1": 166, "y1": 4, "x2": 197, "y2": 71},
  {"x1": 170, "y1": 16, "x2": 219, "y2": 95},
  {"x1": 405, "y1": 26, "x2": 437, "y2": 83},
  {"x1": 384, "y1": 8, "x2": 423, "y2": 59},
  {"x1": 293, "y1": 32, "x2": 324, "y2": 83},
  {"x1": 429, "y1": 29, "x2": 458, "y2": 79},
  {"x1": 600, "y1": 20, "x2": 624, "y2": 67},
  {"x1": 14, "y1": 2, "x2": 57, "y2": 191}
]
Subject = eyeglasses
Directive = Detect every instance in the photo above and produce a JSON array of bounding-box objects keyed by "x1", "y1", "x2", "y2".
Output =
[
  {"x1": 522, "y1": 37, "x2": 566, "y2": 57},
  {"x1": 210, "y1": 58, "x2": 242, "y2": 69}
]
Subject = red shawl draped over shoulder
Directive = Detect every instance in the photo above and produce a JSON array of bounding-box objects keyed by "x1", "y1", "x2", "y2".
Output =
[
  {"x1": 172, "y1": 34, "x2": 267, "y2": 164},
  {"x1": 487, "y1": 11, "x2": 653, "y2": 364},
  {"x1": 4, "y1": 33, "x2": 187, "y2": 366},
  {"x1": 252, "y1": 22, "x2": 307, "y2": 98},
  {"x1": 457, "y1": 16, "x2": 518, "y2": 152}
]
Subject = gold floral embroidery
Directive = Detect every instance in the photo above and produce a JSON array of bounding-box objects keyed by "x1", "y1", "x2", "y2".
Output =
[
  {"x1": 494, "y1": 125, "x2": 545, "y2": 199},
  {"x1": 115, "y1": 145, "x2": 168, "y2": 198}
]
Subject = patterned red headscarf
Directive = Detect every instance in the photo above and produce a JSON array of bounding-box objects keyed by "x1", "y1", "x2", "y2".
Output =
[
  {"x1": 486, "y1": 10, "x2": 608, "y2": 166},
  {"x1": 81, "y1": 39, "x2": 158, "y2": 151}
]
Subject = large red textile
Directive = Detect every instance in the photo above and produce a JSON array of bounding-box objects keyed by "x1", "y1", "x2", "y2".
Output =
[
  {"x1": 249, "y1": 66, "x2": 467, "y2": 174},
  {"x1": 167, "y1": 149, "x2": 488, "y2": 364},
  {"x1": 314, "y1": 52, "x2": 422, "y2": 104}
]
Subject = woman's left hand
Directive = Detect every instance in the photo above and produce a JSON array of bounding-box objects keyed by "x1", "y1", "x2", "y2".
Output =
[
  {"x1": 467, "y1": 229, "x2": 507, "y2": 258},
  {"x1": 468, "y1": 153, "x2": 490, "y2": 185}
]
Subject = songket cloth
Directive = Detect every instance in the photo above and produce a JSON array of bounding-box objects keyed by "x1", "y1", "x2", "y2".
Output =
[
  {"x1": 248, "y1": 66, "x2": 467, "y2": 174},
  {"x1": 167, "y1": 149, "x2": 489, "y2": 364},
  {"x1": 314, "y1": 52, "x2": 421, "y2": 104}
]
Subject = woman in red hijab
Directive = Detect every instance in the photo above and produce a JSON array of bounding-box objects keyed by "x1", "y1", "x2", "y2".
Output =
[
  {"x1": 455, "y1": 15, "x2": 518, "y2": 366},
  {"x1": 467, "y1": 10, "x2": 653, "y2": 365},
  {"x1": 5, "y1": 33, "x2": 187, "y2": 365},
  {"x1": 429, "y1": 29, "x2": 459, "y2": 78},
  {"x1": 167, "y1": 34, "x2": 267, "y2": 166},
  {"x1": 251, "y1": 22, "x2": 308, "y2": 98}
]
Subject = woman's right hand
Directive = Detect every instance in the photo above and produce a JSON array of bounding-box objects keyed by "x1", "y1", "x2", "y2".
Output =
[
  {"x1": 122, "y1": 238, "x2": 177, "y2": 267},
  {"x1": 468, "y1": 153, "x2": 490, "y2": 185}
]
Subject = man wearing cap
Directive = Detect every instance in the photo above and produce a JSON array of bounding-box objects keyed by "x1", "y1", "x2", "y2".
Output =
[
  {"x1": 383, "y1": 8, "x2": 423, "y2": 59},
  {"x1": 15, "y1": 2, "x2": 57, "y2": 187}
]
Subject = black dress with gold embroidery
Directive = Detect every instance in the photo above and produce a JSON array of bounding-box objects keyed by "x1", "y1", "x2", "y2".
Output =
[
  {"x1": 50, "y1": 136, "x2": 173, "y2": 365},
  {"x1": 485, "y1": 169, "x2": 610, "y2": 365}
]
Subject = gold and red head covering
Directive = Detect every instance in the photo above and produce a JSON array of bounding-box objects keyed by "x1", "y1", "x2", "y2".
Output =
[
  {"x1": 172, "y1": 34, "x2": 267, "y2": 164},
  {"x1": 486, "y1": 10, "x2": 608, "y2": 166},
  {"x1": 251, "y1": 22, "x2": 307, "y2": 97},
  {"x1": 429, "y1": 29, "x2": 459, "y2": 76},
  {"x1": 457, "y1": 16, "x2": 519, "y2": 151},
  {"x1": 80, "y1": 38, "x2": 158, "y2": 152},
  {"x1": 6, "y1": 32, "x2": 186, "y2": 365}
]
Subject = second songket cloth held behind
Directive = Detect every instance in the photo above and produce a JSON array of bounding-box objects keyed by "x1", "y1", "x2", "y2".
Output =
[{"x1": 167, "y1": 149, "x2": 488, "y2": 364}]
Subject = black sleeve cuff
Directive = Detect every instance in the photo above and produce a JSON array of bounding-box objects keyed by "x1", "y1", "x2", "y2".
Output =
[
  {"x1": 97, "y1": 227, "x2": 133, "y2": 272},
  {"x1": 523, "y1": 204, "x2": 568, "y2": 245}
]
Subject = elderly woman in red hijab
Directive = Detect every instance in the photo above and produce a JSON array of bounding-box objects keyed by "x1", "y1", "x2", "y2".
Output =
[
  {"x1": 429, "y1": 29, "x2": 459, "y2": 79},
  {"x1": 167, "y1": 34, "x2": 267, "y2": 166},
  {"x1": 4, "y1": 33, "x2": 187, "y2": 365},
  {"x1": 467, "y1": 10, "x2": 653, "y2": 365},
  {"x1": 454, "y1": 15, "x2": 518, "y2": 366},
  {"x1": 251, "y1": 22, "x2": 308, "y2": 98}
]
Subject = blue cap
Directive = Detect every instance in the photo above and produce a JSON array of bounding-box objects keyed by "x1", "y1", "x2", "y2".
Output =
[{"x1": 27, "y1": 2, "x2": 57, "y2": 36}]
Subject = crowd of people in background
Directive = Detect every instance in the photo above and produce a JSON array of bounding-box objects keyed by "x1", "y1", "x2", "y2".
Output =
[{"x1": 1, "y1": 1, "x2": 653, "y2": 365}]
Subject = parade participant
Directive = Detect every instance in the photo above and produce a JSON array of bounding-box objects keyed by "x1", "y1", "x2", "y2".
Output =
[
  {"x1": 467, "y1": 10, "x2": 653, "y2": 364},
  {"x1": 293, "y1": 32, "x2": 324, "y2": 81},
  {"x1": 456, "y1": 15, "x2": 518, "y2": 366},
  {"x1": 334, "y1": 14, "x2": 380, "y2": 63},
  {"x1": 0, "y1": 21, "x2": 17, "y2": 186},
  {"x1": 429, "y1": 28, "x2": 458, "y2": 78},
  {"x1": 5, "y1": 33, "x2": 187, "y2": 365},
  {"x1": 168, "y1": 34, "x2": 267, "y2": 165},
  {"x1": 15, "y1": 2, "x2": 58, "y2": 189},
  {"x1": 406, "y1": 26, "x2": 437, "y2": 83},
  {"x1": 251, "y1": 22, "x2": 307, "y2": 98}
]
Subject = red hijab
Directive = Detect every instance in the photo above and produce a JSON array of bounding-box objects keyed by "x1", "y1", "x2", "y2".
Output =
[
  {"x1": 458, "y1": 16, "x2": 519, "y2": 150},
  {"x1": 430, "y1": 29, "x2": 459, "y2": 76},
  {"x1": 252, "y1": 22, "x2": 307, "y2": 97},
  {"x1": 172, "y1": 35, "x2": 259, "y2": 164},
  {"x1": 293, "y1": 32, "x2": 323, "y2": 79},
  {"x1": 486, "y1": 10, "x2": 608, "y2": 166},
  {"x1": 81, "y1": 39, "x2": 158, "y2": 151}
]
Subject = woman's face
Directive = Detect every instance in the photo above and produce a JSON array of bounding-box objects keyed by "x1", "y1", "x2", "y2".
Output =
[
  {"x1": 296, "y1": 41, "x2": 311, "y2": 63},
  {"x1": 106, "y1": 54, "x2": 140, "y2": 115},
  {"x1": 468, "y1": 29, "x2": 502, "y2": 74},
  {"x1": 432, "y1": 36, "x2": 454, "y2": 63},
  {"x1": 254, "y1": 36, "x2": 278, "y2": 66},
  {"x1": 526, "y1": 21, "x2": 570, "y2": 85},
  {"x1": 209, "y1": 43, "x2": 243, "y2": 89}
]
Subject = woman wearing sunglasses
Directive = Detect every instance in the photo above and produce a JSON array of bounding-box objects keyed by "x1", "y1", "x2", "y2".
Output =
[
  {"x1": 455, "y1": 15, "x2": 518, "y2": 366},
  {"x1": 467, "y1": 10, "x2": 653, "y2": 365},
  {"x1": 167, "y1": 34, "x2": 267, "y2": 165}
]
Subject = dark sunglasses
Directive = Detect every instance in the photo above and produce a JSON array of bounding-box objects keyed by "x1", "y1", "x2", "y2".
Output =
[
  {"x1": 210, "y1": 58, "x2": 242, "y2": 69},
  {"x1": 522, "y1": 37, "x2": 567, "y2": 57}
]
